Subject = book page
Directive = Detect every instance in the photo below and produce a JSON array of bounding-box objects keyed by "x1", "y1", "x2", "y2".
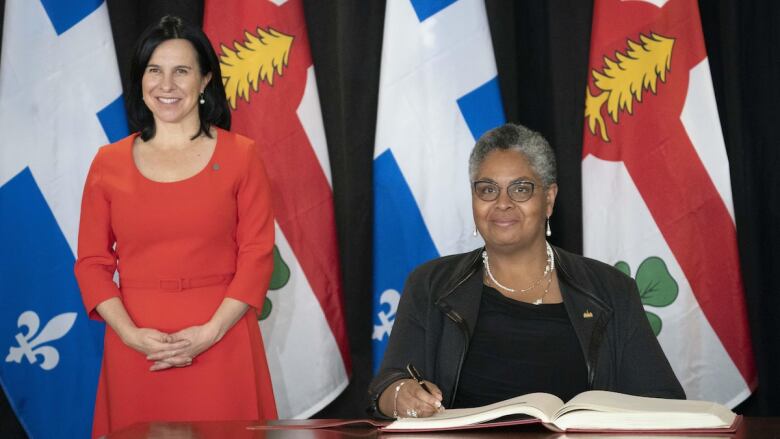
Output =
[
  {"x1": 552, "y1": 391, "x2": 736, "y2": 431},
  {"x1": 384, "y1": 393, "x2": 563, "y2": 430}
]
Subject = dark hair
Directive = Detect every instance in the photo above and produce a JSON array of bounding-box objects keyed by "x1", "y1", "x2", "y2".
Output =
[
  {"x1": 469, "y1": 123, "x2": 557, "y2": 187},
  {"x1": 126, "y1": 16, "x2": 230, "y2": 140}
]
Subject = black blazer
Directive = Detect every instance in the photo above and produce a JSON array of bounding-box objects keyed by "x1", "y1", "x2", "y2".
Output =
[{"x1": 368, "y1": 245, "x2": 685, "y2": 417}]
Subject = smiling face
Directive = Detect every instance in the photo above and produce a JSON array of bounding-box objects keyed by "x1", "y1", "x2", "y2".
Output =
[
  {"x1": 472, "y1": 149, "x2": 558, "y2": 252},
  {"x1": 141, "y1": 38, "x2": 211, "y2": 129}
]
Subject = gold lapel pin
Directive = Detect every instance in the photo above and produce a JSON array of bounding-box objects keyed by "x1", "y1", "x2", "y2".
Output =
[{"x1": 583, "y1": 310, "x2": 593, "y2": 319}]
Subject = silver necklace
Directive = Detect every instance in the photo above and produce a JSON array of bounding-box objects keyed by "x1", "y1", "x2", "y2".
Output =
[
  {"x1": 482, "y1": 242, "x2": 555, "y2": 295},
  {"x1": 533, "y1": 271, "x2": 554, "y2": 305}
]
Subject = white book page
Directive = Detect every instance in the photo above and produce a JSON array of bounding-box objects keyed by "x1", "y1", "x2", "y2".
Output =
[
  {"x1": 553, "y1": 411, "x2": 730, "y2": 431},
  {"x1": 385, "y1": 393, "x2": 564, "y2": 430},
  {"x1": 552, "y1": 391, "x2": 735, "y2": 430}
]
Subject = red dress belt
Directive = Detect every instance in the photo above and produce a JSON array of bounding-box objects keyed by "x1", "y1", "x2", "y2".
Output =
[{"x1": 120, "y1": 273, "x2": 234, "y2": 292}]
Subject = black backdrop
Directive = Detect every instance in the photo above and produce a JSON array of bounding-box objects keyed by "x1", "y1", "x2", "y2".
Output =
[{"x1": 1, "y1": 0, "x2": 778, "y2": 435}]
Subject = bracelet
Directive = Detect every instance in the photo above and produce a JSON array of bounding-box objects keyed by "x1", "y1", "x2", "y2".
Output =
[{"x1": 392, "y1": 380, "x2": 408, "y2": 419}]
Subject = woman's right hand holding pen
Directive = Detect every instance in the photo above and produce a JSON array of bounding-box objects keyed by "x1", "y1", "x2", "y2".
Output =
[{"x1": 380, "y1": 378, "x2": 444, "y2": 419}]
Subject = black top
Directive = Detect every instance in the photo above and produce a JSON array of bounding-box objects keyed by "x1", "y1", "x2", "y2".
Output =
[
  {"x1": 368, "y1": 246, "x2": 684, "y2": 418},
  {"x1": 453, "y1": 285, "x2": 589, "y2": 408}
]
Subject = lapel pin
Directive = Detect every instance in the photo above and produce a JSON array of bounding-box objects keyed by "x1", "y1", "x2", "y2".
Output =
[
  {"x1": 212, "y1": 163, "x2": 220, "y2": 171},
  {"x1": 583, "y1": 310, "x2": 593, "y2": 319}
]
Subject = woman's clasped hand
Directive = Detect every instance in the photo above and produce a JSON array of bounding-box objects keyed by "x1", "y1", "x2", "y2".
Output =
[
  {"x1": 143, "y1": 324, "x2": 220, "y2": 371},
  {"x1": 126, "y1": 327, "x2": 192, "y2": 368}
]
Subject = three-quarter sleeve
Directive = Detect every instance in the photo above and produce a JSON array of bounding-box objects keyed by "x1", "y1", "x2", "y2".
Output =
[
  {"x1": 224, "y1": 142, "x2": 275, "y2": 310},
  {"x1": 74, "y1": 148, "x2": 121, "y2": 321}
]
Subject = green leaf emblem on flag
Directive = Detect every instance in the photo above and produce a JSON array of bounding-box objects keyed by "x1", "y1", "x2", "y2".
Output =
[
  {"x1": 259, "y1": 245, "x2": 290, "y2": 320},
  {"x1": 615, "y1": 257, "x2": 679, "y2": 335}
]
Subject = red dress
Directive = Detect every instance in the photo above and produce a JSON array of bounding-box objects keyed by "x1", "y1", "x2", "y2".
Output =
[{"x1": 74, "y1": 129, "x2": 277, "y2": 437}]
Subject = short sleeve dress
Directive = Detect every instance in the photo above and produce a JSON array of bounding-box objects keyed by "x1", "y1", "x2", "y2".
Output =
[{"x1": 74, "y1": 129, "x2": 277, "y2": 438}]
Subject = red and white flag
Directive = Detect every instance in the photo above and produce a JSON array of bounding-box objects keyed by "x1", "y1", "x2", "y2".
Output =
[
  {"x1": 204, "y1": 0, "x2": 350, "y2": 418},
  {"x1": 582, "y1": 0, "x2": 756, "y2": 406}
]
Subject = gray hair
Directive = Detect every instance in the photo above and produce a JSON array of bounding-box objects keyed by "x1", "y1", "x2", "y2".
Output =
[{"x1": 468, "y1": 123, "x2": 557, "y2": 187}]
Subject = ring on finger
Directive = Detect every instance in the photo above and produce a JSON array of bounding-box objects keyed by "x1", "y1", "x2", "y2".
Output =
[{"x1": 405, "y1": 408, "x2": 418, "y2": 418}]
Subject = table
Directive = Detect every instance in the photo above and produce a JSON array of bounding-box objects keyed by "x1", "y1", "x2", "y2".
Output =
[{"x1": 106, "y1": 417, "x2": 780, "y2": 439}]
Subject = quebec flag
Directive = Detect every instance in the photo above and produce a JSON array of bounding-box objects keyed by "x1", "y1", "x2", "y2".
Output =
[
  {"x1": 0, "y1": 0, "x2": 127, "y2": 437},
  {"x1": 372, "y1": 0, "x2": 505, "y2": 369}
]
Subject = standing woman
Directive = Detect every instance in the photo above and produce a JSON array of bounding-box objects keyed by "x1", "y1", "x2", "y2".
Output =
[{"x1": 74, "y1": 16, "x2": 276, "y2": 437}]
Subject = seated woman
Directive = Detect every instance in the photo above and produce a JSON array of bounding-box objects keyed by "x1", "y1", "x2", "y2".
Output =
[{"x1": 368, "y1": 123, "x2": 684, "y2": 419}]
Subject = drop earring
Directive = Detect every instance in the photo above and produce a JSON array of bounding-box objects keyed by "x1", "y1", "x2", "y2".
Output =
[
  {"x1": 199, "y1": 92, "x2": 206, "y2": 105},
  {"x1": 473, "y1": 227, "x2": 478, "y2": 237},
  {"x1": 546, "y1": 217, "x2": 552, "y2": 237}
]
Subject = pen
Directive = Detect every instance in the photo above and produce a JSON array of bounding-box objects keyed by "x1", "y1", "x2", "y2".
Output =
[{"x1": 406, "y1": 362, "x2": 433, "y2": 394}]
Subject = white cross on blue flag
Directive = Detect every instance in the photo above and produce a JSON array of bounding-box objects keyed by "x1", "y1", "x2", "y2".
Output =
[
  {"x1": 0, "y1": 0, "x2": 127, "y2": 437},
  {"x1": 372, "y1": 0, "x2": 505, "y2": 370}
]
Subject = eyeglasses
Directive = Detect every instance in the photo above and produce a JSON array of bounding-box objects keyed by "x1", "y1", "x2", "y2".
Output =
[{"x1": 472, "y1": 180, "x2": 536, "y2": 202}]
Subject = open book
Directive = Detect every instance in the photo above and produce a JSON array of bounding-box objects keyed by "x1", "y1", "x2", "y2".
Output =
[{"x1": 382, "y1": 390, "x2": 740, "y2": 433}]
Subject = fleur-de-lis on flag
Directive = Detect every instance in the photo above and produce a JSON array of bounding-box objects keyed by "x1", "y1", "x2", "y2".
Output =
[
  {"x1": 5, "y1": 310, "x2": 77, "y2": 371},
  {"x1": 372, "y1": 289, "x2": 401, "y2": 342}
]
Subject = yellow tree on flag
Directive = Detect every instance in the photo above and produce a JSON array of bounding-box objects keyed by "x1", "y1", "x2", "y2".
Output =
[
  {"x1": 204, "y1": 0, "x2": 350, "y2": 418},
  {"x1": 582, "y1": 0, "x2": 756, "y2": 407}
]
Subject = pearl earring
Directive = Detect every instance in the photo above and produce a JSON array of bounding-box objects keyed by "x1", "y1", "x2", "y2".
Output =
[
  {"x1": 199, "y1": 93, "x2": 206, "y2": 105},
  {"x1": 546, "y1": 217, "x2": 552, "y2": 237}
]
